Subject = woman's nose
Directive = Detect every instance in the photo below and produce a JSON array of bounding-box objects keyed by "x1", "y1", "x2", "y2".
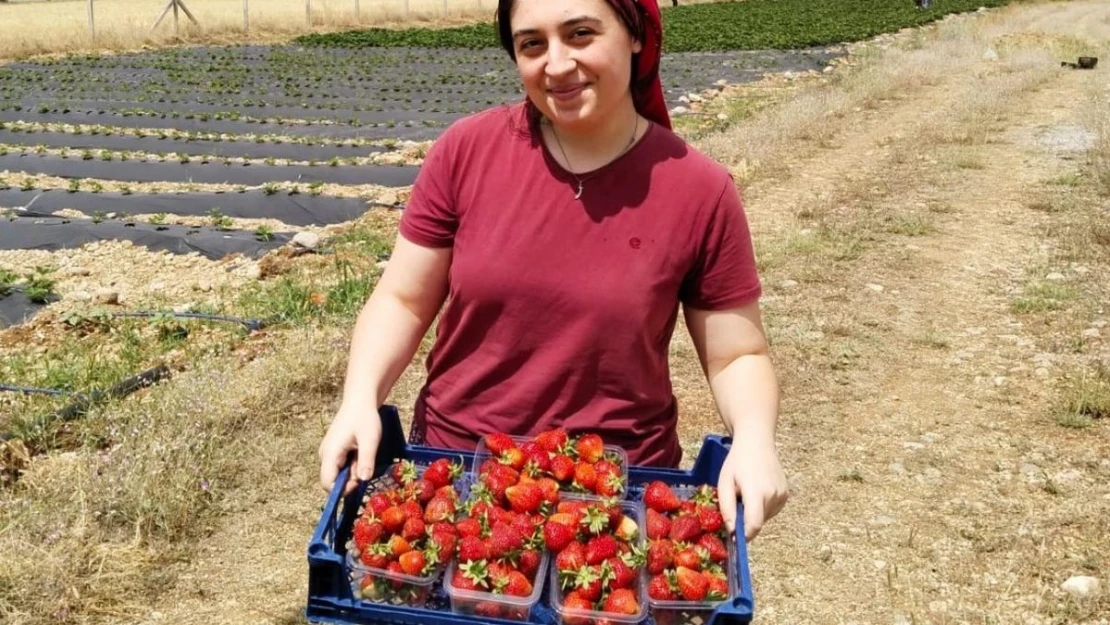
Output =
[{"x1": 545, "y1": 42, "x2": 576, "y2": 77}]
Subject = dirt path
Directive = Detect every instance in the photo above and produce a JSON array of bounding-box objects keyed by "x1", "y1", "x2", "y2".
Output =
[{"x1": 122, "y1": 3, "x2": 1109, "y2": 624}]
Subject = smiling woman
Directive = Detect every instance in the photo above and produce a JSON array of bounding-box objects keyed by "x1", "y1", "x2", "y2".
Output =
[{"x1": 318, "y1": 0, "x2": 789, "y2": 542}]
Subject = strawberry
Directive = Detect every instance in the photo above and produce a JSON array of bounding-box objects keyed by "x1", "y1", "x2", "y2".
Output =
[
  {"x1": 673, "y1": 547, "x2": 702, "y2": 571},
  {"x1": 428, "y1": 530, "x2": 457, "y2": 565},
  {"x1": 484, "y1": 432, "x2": 516, "y2": 456},
  {"x1": 400, "y1": 501, "x2": 423, "y2": 521},
  {"x1": 390, "y1": 460, "x2": 417, "y2": 486},
  {"x1": 544, "y1": 519, "x2": 578, "y2": 552},
  {"x1": 455, "y1": 517, "x2": 482, "y2": 538},
  {"x1": 572, "y1": 462, "x2": 598, "y2": 491},
  {"x1": 488, "y1": 522, "x2": 524, "y2": 559},
  {"x1": 643, "y1": 481, "x2": 682, "y2": 513},
  {"x1": 385, "y1": 561, "x2": 406, "y2": 589},
  {"x1": 550, "y1": 454, "x2": 576, "y2": 482},
  {"x1": 431, "y1": 521, "x2": 457, "y2": 537},
  {"x1": 555, "y1": 541, "x2": 587, "y2": 572},
  {"x1": 603, "y1": 588, "x2": 640, "y2": 615},
  {"x1": 500, "y1": 447, "x2": 527, "y2": 471},
  {"x1": 607, "y1": 557, "x2": 638, "y2": 589},
  {"x1": 697, "y1": 533, "x2": 729, "y2": 563},
  {"x1": 585, "y1": 535, "x2": 618, "y2": 565},
  {"x1": 366, "y1": 492, "x2": 392, "y2": 517},
  {"x1": 519, "y1": 548, "x2": 543, "y2": 579},
  {"x1": 648, "y1": 573, "x2": 676, "y2": 600},
  {"x1": 352, "y1": 517, "x2": 384, "y2": 550},
  {"x1": 451, "y1": 567, "x2": 480, "y2": 592},
  {"x1": 401, "y1": 517, "x2": 425, "y2": 542},
  {"x1": 511, "y1": 512, "x2": 539, "y2": 543},
  {"x1": 458, "y1": 535, "x2": 488, "y2": 562},
  {"x1": 595, "y1": 466, "x2": 624, "y2": 497},
  {"x1": 572, "y1": 565, "x2": 604, "y2": 601},
  {"x1": 575, "y1": 434, "x2": 604, "y2": 464},
  {"x1": 679, "y1": 501, "x2": 699, "y2": 517},
  {"x1": 459, "y1": 560, "x2": 489, "y2": 589},
  {"x1": 380, "y1": 506, "x2": 406, "y2": 533},
  {"x1": 423, "y1": 494, "x2": 456, "y2": 524},
  {"x1": 707, "y1": 572, "x2": 730, "y2": 600},
  {"x1": 398, "y1": 550, "x2": 426, "y2": 576},
  {"x1": 423, "y1": 458, "x2": 462, "y2": 489},
  {"x1": 646, "y1": 539, "x2": 675, "y2": 575},
  {"x1": 697, "y1": 505, "x2": 724, "y2": 534},
  {"x1": 474, "y1": 602, "x2": 504, "y2": 618},
  {"x1": 407, "y1": 478, "x2": 436, "y2": 504},
  {"x1": 535, "y1": 428, "x2": 568, "y2": 453},
  {"x1": 360, "y1": 549, "x2": 389, "y2": 570},
  {"x1": 562, "y1": 589, "x2": 594, "y2": 612},
  {"x1": 676, "y1": 566, "x2": 709, "y2": 601},
  {"x1": 387, "y1": 535, "x2": 411, "y2": 557},
  {"x1": 535, "y1": 477, "x2": 561, "y2": 504},
  {"x1": 503, "y1": 570, "x2": 533, "y2": 597},
  {"x1": 647, "y1": 508, "x2": 671, "y2": 540},
  {"x1": 505, "y1": 482, "x2": 543, "y2": 514},
  {"x1": 669, "y1": 516, "x2": 702, "y2": 543}
]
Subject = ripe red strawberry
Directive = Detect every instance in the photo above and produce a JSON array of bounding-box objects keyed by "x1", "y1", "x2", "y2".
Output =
[
  {"x1": 398, "y1": 550, "x2": 426, "y2": 576},
  {"x1": 387, "y1": 535, "x2": 411, "y2": 557},
  {"x1": 519, "y1": 548, "x2": 543, "y2": 579},
  {"x1": 696, "y1": 505, "x2": 724, "y2": 534},
  {"x1": 676, "y1": 566, "x2": 709, "y2": 601},
  {"x1": 511, "y1": 512, "x2": 539, "y2": 543},
  {"x1": 455, "y1": 517, "x2": 482, "y2": 538},
  {"x1": 500, "y1": 447, "x2": 527, "y2": 471},
  {"x1": 366, "y1": 493, "x2": 392, "y2": 517},
  {"x1": 458, "y1": 535, "x2": 488, "y2": 562},
  {"x1": 697, "y1": 533, "x2": 729, "y2": 563},
  {"x1": 503, "y1": 570, "x2": 533, "y2": 597},
  {"x1": 573, "y1": 462, "x2": 598, "y2": 491},
  {"x1": 401, "y1": 517, "x2": 425, "y2": 542},
  {"x1": 679, "y1": 501, "x2": 698, "y2": 517},
  {"x1": 423, "y1": 494, "x2": 456, "y2": 524},
  {"x1": 647, "y1": 508, "x2": 671, "y2": 540},
  {"x1": 646, "y1": 539, "x2": 675, "y2": 575},
  {"x1": 352, "y1": 517, "x2": 384, "y2": 550},
  {"x1": 544, "y1": 519, "x2": 578, "y2": 552},
  {"x1": 575, "y1": 434, "x2": 604, "y2": 464},
  {"x1": 423, "y1": 458, "x2": 461, "y2": 489},
  {"x1": 360, "y1": 550, "x2": 389, "y2": 570},
  {"x1": 643, "y1": 481, "x2": 682, "y2": 513},
  {"x1": 603, "y1": 588, "x2": 640, "y2": 615},
  {"x1": 488, "y1": 522, "x2": 524, "y2": 559},
  {"x1": 669, "y1": 516, "x2": 702, "y2": 543},
  {"x1": 607, "y1": 557, "x2": 638, "y2": 589},
  {"x1": 648, "y1": 573, "x2": 676, "y2": 600},
  {"x1": 707, "y1": 572, "x2": 730, "y2": 600},
  {"x1": 550, "y1": 454, "x2": 576, "y2": 482},
  {"x1": 535, "y1": 477, "x2": 561, "y2": 504},
  {"x1": 573, "y1": 565, "x2": 604, "y2": 602},
  {"x1": 556, "y1": 541, "x2": 587, "y2": 572},
  {"x1": 505, "y1": 482, "x2": 543, "y2": 514},
  {"x1": 431, "y1": 521, "x2": 457, "y2": 537},
  {"x1": 428, "y1": 530, "x2": 457, "y2": 565},
  {"x1": 484, "y1": 432, "x2": 516, "y2": 456},
  {"x1": 407, "y1": 478, "x2": 436, "y2": 504},
  {"x1": 562, "y1": 589, "x2": 594, "y2": 611},
  {"x1": 474, "y1": 601, "x2": 504, "y2": 618},
  {"x1": 585, "y1": 535, "x2": 618, "y2": 565},
  {"x1": 535, "y1": 428, "x2": 568, "y2": 453},
  {"x1": 595, "y1": 466, "x2": 624, "y2": 497},
  {"x1": 390, "y1": 460, "x2": 417, "y2": 486},
  {"x1": 380, "y1": 506, "x2": 406, "y2": 533},
  {"x1": 674, "y1": 547, "x2": 702, "y2": 571},
  {"x1": 452, "y1": 568, "x2": 480, "y2": 592},
  {"x1": 400, "y1": 501, "x2": 423, "y2": 521},
  {"x1": 385, "y1": 561, "x2": 406, "y2": 589}
]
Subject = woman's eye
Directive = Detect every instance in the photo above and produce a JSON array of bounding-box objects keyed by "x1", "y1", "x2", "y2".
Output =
[{"x1": 572, "y1": 29, "x2": 593, "y2": 39}]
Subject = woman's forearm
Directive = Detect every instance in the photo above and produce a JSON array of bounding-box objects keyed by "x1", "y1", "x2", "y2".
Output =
[{"x1": 707, "y1": 352, "x2": 780, "y2": 445}]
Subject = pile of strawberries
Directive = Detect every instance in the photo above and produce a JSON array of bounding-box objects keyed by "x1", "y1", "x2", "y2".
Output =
[
  {"x1": 348, "y1": 458, "x2": 464, "y2": 602},
  {"x1": 547, "y1": 497, "x2": 644, "y2": 621},
  {"x1": 481, "y1": 429, "x2": 626, "y2": 497},
  {"x1": 643, "y1": 482, "x2": 731, "y2": 607}
]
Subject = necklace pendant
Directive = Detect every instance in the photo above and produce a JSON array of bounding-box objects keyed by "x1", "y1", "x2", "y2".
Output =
[{"x1": 574, "y1": 180, "x2": 584, "y2": 200}]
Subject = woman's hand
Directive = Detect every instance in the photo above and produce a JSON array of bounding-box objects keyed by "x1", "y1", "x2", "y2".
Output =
[
  {"x1": 318, "y1": 403, "x2": 383, "y2": 495},
  {"x1": 717, "y1": 439, "x2": 789, "y2": 542}
]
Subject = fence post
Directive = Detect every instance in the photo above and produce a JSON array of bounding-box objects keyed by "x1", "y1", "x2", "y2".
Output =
[
  {"x1": 354, "y1": 0, "x2": 359, "y2": 20},
  {"x1": 442, "y1": 0, "x2": 447, "y2": 16},
  {"x1": 87, "y1": 0, "x2": 95, "y2": 40},
  {"x1": 404, "y1": 0, "x2": 409, "y2": 17},
  {"x1": 243, "y1": 0, "x2": 248, "y2": 30},
  {"x1": 306, "y1": 0, "x2": 311, "y2": 26}
]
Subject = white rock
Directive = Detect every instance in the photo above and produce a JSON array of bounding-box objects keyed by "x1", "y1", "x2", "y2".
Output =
[
  {"x1": 714, "y1": 79, "x2": 728, "y2": 87},
  {"x1": 1082, "y1": 328, "x2": 1101, "y2": 339},
  {"x1": 243, "y1": 264, "x2": 263, "y2": 281},
  {"x1": 1060, "y1": 576, "x2": 1100, "y2": 599},
  {"x1": 146, "y1": 281, "x2": 166, "y2": 294},
  {"x1": 872, "y1": 515, "x2": 896, "y2": 526},
  {"x1": 1092, "y1": 320, "x2": 1108, "y2": 328},
  {"x1": 172, "y1": 303, "x2": 195, "y2": 315},
  {"x1": 63, "y1": 266, "x2": 91, "y2": 277},
  {"x1": 983, "y1": 48, "x2": 999, "y2": 62},
  {"x1": 671, "y1": 106, "x2": 689, "y2": 115},
  {"x1": 1035, "y1": 367, "x2": 1050, "y2": 378},
  {"x1": 780, "y1": 279, "x2": 799, "y2": 289},
  {"x1": 678, "y1": 95, "x2": 690, "y2": 104},
  {"x1": 925, "y1": 468, "x2": 942, "y2": 479},
  {"x1": 823, "y1": 65, "x2": 836, "y2": 73},
  {"x1": 65, "y1": 290, "x2": 92, "y2": 302},
  {"x1": 716, "y1": 113, "x2": 729, "y2": 121},
  {"x1": 903, "y1": 442, "x2": 926, "y2": 451},
  {"x1": 375, "y1": 260, "x2": 389, "y2": 271},
  {"x1": 873, "y1": 560, "x2": 887, "y2": 570},
  {"x1": 687, "y1": 93, "x2": 704, "y2": 103},
  {"x1": 93, "y1": 289, "x2": 119, "y2": 305},
  {"x1": 1046, "y1": 272, "x2": 1066, "y2": 281},
  {"x1": 293, "y1": 231, "x2": 321, "y2": 250},
  {"x1": 1019, "y1": 463, "x2": 1041, "y2": 477},
  {"x1": 866, "y1": 283, "x2": 885, "y2": 293}
]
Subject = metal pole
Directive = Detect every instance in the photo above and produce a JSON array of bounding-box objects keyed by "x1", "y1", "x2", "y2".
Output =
[
  {"x1": 354, "y1": 0, "x2": 359, "y2": 20},
  {"x1": 87, "y1": 0, "x2": 95, "y2": 41},
  {"x1": 306, "y1": 0, "x2": 311, "y2": 26},
  {"x1": 243, "y1": 0, "x2": 248, "y2": 30},
  {"x1": 442, "y1": 0, "x2": 447, "y2": 16},
  {"x1": 173, "y1": 0, "x2": 180, "y2": 33},
  {"x1": 404, "y1": 0, "x2": 409, "y2": 17}
]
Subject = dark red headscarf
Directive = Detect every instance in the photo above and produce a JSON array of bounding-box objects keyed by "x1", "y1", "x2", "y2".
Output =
[{"x1": 497, "y1": 0, "x2": 672, "y2": 130}]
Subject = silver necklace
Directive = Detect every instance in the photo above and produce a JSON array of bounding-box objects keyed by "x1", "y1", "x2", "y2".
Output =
[{"x1": 548, "y1": 115, "x2": 640, "y2": 200}]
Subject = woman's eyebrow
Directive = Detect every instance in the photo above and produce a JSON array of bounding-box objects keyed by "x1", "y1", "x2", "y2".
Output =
[{"x1": 512, "y1": 16, "x2": 602, "y2": 39}]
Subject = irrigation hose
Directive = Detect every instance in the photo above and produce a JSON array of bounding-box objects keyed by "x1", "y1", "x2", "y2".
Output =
[{"x1": 109, "y1": 311, "x2": 269, "y2": 332}]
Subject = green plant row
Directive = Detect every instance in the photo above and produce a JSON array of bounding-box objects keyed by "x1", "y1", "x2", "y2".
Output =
[{"x1": 295, "y1": 0, "x2": 1011, "y2": 52}]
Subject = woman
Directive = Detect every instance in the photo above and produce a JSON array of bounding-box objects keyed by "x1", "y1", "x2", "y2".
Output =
[{"x1": 319, "y1": 0, "x2": 787, "y2": 542}]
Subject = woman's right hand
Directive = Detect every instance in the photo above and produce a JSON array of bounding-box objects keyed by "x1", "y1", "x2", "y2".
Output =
[{"x1": 318, "y1": 402, "x2": 383, "y2": 495}]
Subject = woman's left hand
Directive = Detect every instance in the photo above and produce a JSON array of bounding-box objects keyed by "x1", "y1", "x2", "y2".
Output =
[{"x1": 716, "y1": 440, "x2": 789, "y2": 542}]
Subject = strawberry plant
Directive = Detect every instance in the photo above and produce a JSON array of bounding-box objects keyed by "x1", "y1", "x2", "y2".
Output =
[{"x1": 346, "y1": 458, "x2": 465, "y2": 606}]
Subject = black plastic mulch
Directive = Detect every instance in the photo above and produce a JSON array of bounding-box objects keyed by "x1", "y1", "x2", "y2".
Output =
[
  {"x1": 0, "y1": 153, "x2": 419, "y2": 187},
  {"x1": 0, "y1": 129, "x2": 386, "y2": 161},
  {"x1": 0, "y1": 189, "x2": 380, "y2": 226},
  {"x1": 0, "y1": 290, "x2": 53, "y2": 327},
  {"x1": 0, "y1": 215, "x2": 291, "y2": 259}
]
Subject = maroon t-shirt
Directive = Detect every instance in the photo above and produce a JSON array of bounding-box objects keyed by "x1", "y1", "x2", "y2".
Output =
[{"x1": 399, "y1": 103, "x2": 761, "y2": 467}]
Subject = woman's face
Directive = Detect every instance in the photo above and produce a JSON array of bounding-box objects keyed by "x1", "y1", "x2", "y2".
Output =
[{"x1": 508, "y1": 0, "x2": 642, "y2": 131}]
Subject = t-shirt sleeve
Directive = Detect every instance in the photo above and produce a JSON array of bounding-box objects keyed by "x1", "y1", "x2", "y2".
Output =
[
  {"x1": 398, "y1": 130, "x2": 458, "y2": 248},
  {"x1": 679, "y1": 177, "x2": 763, "y2": 310}
]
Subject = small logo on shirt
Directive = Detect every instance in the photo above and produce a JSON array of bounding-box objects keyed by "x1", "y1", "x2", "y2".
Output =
[{"x1": 629, "y1": 237, "x2": 642, "y2": 250}]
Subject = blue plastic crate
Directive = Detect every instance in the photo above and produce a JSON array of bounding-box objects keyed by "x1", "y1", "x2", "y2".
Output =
[{"x1": 307, "y1": 405, "x2": 754, "y2": 625}]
